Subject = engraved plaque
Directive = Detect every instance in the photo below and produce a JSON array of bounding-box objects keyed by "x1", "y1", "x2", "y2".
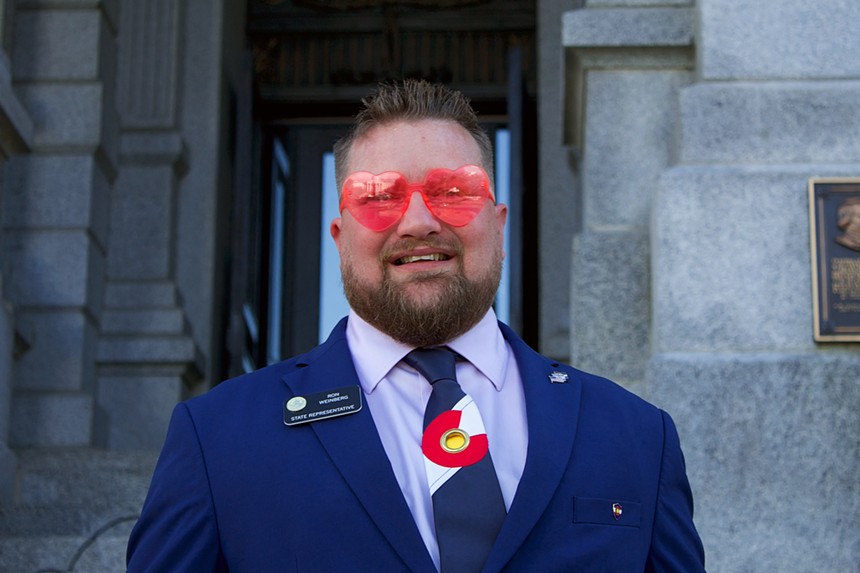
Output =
[{"x1": 809, "y1": 178, "x2": 860, "y2": 342}]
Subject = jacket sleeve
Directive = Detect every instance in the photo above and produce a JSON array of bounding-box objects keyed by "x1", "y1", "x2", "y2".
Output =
[
  {"x1": 646, "y1": 411, "x2": 707, "y2": 573},
  {"x1": 126, "y1": 403, "x2": 228, "y2": 572}
]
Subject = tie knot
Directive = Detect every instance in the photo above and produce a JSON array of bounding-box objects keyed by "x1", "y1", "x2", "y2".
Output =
[{"x1": 403, "y1": 347, "x2": 457, "y2": 385}]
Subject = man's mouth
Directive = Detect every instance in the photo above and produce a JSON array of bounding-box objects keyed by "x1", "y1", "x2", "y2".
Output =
[{"x1": 395, "y1": 253, "x2": 450, "y2": 265}]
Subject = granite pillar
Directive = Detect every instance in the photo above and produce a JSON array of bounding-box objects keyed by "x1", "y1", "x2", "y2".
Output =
[
  {"x1": 4, "y1": 0, "x2": 119, "y2": 448},
  {"x1": 563, "y1": 2, "x2": 694, "y2": 392},
  {"x1": 95, "y1": 0, "x2": 202, "y2": 450},
  {"x1": 645, "y1": 0, "x2": 860, "y2": 570}
]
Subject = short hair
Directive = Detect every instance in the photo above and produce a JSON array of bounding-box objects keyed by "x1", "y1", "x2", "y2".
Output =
[{"x1": 333, "y1": 79, "x2": 494, "y2": 195}]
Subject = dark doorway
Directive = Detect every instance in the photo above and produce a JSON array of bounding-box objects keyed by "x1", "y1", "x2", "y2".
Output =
[{"x1": 227, "y1": 0, "x2": 538, "y2": 376}]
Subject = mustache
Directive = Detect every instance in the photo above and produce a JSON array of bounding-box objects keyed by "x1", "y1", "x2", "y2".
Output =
[{"x1": 378, "y1": 238, "x2": 464, "y2": 262}]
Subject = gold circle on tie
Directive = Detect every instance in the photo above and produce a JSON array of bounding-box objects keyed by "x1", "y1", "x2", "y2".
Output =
[{"x1": 440, "y1": 428, "x2": 470, "y2": 453}]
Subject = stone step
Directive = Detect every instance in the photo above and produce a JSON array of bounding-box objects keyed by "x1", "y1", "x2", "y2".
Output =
[
  {"x1": 0, "y1": 449, "x2": 157, "y2": 573},
  {"x1": 0, "y1": 521, "x2": 133, "y2": 573},
  {"x1": 10, "y1": 449, "x2": 157, "y2": 510}
]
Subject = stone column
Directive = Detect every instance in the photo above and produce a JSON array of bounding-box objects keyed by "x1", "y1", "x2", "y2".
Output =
[
  {"x1": 95, "y1": 0, "x2": 202, "y2": 450},
  {"x1": 537, "y1": 0, "x2": 581, "y2": 361},
  {"x1": 563, "y1": 0, "x2": 694, "y2": 393},
  {"x1": 0, "y1": 0, "x2": 33, "y2": 501},
  {"x1": 647, "y1": 0, "x2": 860, "y2": 571},
  {"x1": 3, "y1": 0, "x2": 119, "y2": 448}
]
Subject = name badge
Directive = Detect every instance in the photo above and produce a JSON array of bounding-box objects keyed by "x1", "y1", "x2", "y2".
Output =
[{"x1": 284, "y1": 385, "x2": 363, "y2": 426}]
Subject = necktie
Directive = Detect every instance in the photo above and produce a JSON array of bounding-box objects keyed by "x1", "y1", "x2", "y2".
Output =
[{"x1": 404, "y1": 347, "x2": 506, "y2": 573}]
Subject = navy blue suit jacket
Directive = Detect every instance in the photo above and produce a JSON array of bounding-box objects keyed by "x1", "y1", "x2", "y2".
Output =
[{"x1": 127, "y1": 319, "x2": 705, "y2": 572}]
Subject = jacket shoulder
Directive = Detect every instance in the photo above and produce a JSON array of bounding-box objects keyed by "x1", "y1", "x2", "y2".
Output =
[{"x1": 187, "y1": 318, "x2": 351, "y2": 411}]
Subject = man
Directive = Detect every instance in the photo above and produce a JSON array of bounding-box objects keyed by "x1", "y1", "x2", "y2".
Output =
[{"x1": 127, "y1": 80, "x2": 706, "y2": 572}]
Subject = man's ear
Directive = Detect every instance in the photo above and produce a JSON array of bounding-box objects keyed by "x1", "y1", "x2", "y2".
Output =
[
  {"x1": 495, "y1": 203, "x2": 508, "y2": 239},
  {"x1": 330, "y1": 217, "x2": 343, "y2": 248}
]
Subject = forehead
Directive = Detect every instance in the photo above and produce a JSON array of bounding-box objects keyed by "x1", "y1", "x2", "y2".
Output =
[{"x1": 346, "y1": 119, "x2": 483, "y2": 178}]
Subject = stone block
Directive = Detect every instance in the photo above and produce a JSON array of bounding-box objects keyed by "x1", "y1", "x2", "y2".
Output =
[
  {"x1": 95, "y1": 376, "x2": 182, "y2": 449},
  {"x1": 107, "y1": 165, "x2": 175, "y2": 280},
  {"x1": 583, "y1": 69, "x2": 689, "y2": 226},
  {"x1": 679, "y1": 82, "x2": 860, "y2": 165},
  {"x1": 3, "y1": 155, "x2": 111, "y2": 243},
  {"x1": 563, "y1": 6, "x2": 692, "y2": 48},
  {"x1": 3, "y1": 230, "x2": 105, "y2": 310},
  {"x1": 17, "y1": 84, "x2": 105, "y2": 149},
  {"x1": 11, "y1": 392, "x2": 93, "y2": 447},
  {"x1": 96, "y1": 335, "x2": 198, "y2": 365},
  {"x1": 646, "y1": 352, "x2": 860, "y2": 573},
  {"x1": 570, "y1": 229, "x2": 650, "y2": 393},
  {"x1": 104, "y1": 281, "x2": 180, "y2": 308},
  {"x1": 13, "y1": 10, "x2": 102, "y2": 80},
  {"x1": 13, "y1": 311, "x2": 97, "y2": 392},
  {"x1": 101, "y1": 308, "x2": 186, "y2": 335},
  {"x1": 699, "y1": 0, "x2": 860, "y2": 80},
  {"x1": 652, "y1": 167, "x2": 821, "y2": 352},
  {"x1": 120, "y1": 132, "x2": 187, "y2": 170}
]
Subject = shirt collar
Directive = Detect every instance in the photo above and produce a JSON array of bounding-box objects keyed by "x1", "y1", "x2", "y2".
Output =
[
  {"x1": 345, "y1": 308, "x2": 509, "y2": 394},
  {"x1": 445, "y1": 309, "x2": 508, "y2": 392},
  {"x1": 345, "y1": 310, "x2": 413, "y2": 394}
]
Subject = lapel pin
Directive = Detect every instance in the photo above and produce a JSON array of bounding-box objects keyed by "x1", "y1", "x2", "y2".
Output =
[
  {"x1": 548, "y1": 371, "x2": 569, "y2": 384},
  {"x1": 612, "y1": 502, "x2": 623, "y2": 521}
]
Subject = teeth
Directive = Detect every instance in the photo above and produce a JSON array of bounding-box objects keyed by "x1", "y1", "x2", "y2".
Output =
[{"x1": 398, "y1": 253, "x2": 448, "y2": 265}]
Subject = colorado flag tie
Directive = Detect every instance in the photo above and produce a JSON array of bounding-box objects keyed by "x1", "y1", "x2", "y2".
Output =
[{"x1": 404, "y1": 347, "x2": 506, "y2": 573}]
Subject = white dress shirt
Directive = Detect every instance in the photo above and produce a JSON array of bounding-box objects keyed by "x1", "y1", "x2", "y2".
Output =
[{"x1": 345, "y1": 308, "x2": 528, "y2": 571}]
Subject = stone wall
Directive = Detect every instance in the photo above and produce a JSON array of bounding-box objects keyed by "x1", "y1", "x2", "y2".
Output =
[
  {"x1": 0, "y1": 0, "x2": 239, "y2": 569},
  {"x1": 563, "y1": 1, "x2": 694, "y2": 394},
  {"x1": 565, "y1": 0, "x2": 860, "y2": 570},
  {"x1": 4, "y1": 1, "x2": 120, "y2": 450},
  {"x1": 95, "y1": 0, "x2": 201, "y2": 451}
]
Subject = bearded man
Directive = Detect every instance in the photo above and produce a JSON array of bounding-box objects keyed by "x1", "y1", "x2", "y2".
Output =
[{"x1": 127, "y1": 80, "x2": 706, "y2": 573}]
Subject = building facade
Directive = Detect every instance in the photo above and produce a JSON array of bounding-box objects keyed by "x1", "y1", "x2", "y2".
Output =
[{"x1": 0, "y1": 0, "x2": 857, "y2": 570}]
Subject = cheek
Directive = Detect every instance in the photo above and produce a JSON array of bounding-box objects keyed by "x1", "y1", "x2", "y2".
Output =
[
  {"x1": 460, "y1": 230, "x2": 502, "y2": 270},
  {"x1": 339, "y1": 225, "x2": 388, "y2": 268}
]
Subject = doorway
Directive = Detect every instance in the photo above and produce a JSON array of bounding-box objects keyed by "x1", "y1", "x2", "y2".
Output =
[{"x1": 227, "y1": 0, "x2": 538, "y2": 376}]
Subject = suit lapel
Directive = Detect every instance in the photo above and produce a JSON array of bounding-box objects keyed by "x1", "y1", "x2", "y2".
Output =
[
  {"x1": 281, "y1": 320, "x2": 436, "y2": 573},
  {"x1": 483, "y1": 323, "x2": 583, "y2": 573}
]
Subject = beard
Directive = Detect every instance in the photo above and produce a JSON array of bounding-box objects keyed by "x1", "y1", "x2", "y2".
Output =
[{"x1": 340, "y1": 239, "x2": 502, "y2": 347}]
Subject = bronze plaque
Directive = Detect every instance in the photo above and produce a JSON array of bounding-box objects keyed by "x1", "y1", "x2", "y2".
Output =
[{"x1": 809, "y1": 178, "x2": 860, "y2": 342}]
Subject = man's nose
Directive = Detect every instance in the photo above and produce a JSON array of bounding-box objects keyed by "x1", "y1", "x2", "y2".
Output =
[{"x1": 396, "y1": 191, "x2": 442, "y2": 236}]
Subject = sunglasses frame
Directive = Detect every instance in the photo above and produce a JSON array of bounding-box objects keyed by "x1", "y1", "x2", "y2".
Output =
[{"x1": 339, "y1": 164, "x2": 495, "y2": 232}]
